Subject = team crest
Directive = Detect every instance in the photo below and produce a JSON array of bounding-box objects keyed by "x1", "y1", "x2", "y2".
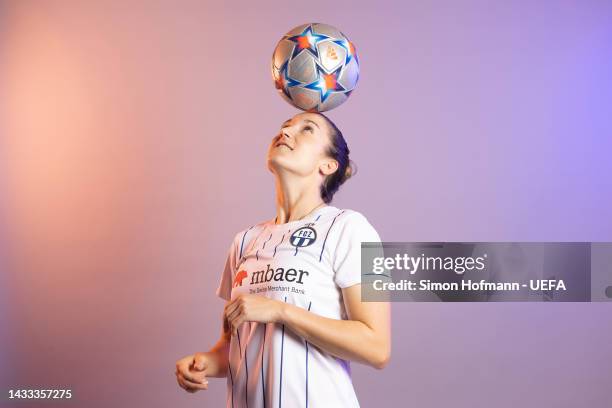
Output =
[{"x1": 290, "y1": 227, "x2": 317, "y2": 247}]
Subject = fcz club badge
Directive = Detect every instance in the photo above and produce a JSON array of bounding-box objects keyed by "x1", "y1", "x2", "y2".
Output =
[{"x1": 290, "y1": 226, "x2": 317, "y2": 247}]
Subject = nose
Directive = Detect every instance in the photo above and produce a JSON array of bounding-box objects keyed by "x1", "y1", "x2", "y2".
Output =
[{"x1": 275, "y1": 131, "x2": 290, "y2": 143}]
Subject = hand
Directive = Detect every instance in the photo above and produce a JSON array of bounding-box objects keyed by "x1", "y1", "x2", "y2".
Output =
[
  {"x1": 175, "y1": 352, "x2": 210, "y2": 393},
  {"x1": 225, "y1": 294, "x2": 285, "y2": 333}
]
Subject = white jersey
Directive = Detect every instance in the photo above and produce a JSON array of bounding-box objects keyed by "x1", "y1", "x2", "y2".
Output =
[{"x1": 215, "y1": 205, "x2": 381, "y2": 408}]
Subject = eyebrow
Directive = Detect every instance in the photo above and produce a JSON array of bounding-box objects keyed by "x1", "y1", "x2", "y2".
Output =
[
  {"x1": 304, "y1": 119, "x2": 320, "y2": 129},
  {"x1": 281, "y1": 118, "x2": 320, "y2": 130}
]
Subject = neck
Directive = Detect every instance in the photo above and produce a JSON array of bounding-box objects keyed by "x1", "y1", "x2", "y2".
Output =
[{"x1": 273, "y1": 171, "x2": 326, "y2": 224}]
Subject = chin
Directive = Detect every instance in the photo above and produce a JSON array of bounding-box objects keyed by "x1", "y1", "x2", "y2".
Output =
[
  {"x1": 267, "y1": 156, "x2": 284, "y2": 171},
  {"x1": 267, "y1": 156, "x2": 295, "y2": 174}
]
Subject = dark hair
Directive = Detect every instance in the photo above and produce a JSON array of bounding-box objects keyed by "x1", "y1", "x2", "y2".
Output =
[{"x1": 316, "y1": 113, "x2": 356, "y2": 204}]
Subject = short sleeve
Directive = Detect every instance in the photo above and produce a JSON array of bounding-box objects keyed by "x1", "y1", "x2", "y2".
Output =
[
  {"x1": 215, "y1": 233, "x2": 240, "y2": 301},
  {"x1": 332, "y1": 212, "x2": 382, "y2": 288}
]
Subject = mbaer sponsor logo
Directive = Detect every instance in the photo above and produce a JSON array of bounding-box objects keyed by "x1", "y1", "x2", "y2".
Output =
[{"x1": 251, "y1": 264, "x2": 310, "y2": 285}]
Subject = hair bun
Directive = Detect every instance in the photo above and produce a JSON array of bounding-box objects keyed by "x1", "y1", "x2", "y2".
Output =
[{"x1": 343, "y1": 160, "x2": 356, "y2": 182}]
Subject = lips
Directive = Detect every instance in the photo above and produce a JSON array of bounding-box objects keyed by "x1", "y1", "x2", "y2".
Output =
[{"x1": 275, "y1": 142, "x2": 293, "y2": 150}]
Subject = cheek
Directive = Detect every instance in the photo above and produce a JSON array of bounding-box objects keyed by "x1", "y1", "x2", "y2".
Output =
[{"x1": 294, "y1": 150, "x2": 322, "y2": 174}]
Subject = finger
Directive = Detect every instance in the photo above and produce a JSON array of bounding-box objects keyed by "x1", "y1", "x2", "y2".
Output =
[
  {"x1": 223, "y1": 314, "x2": 231, "y2": 337},
  {"x1": 226, "y1": 302, "x2": 245, "y2": 324},
  {"x1": 182, "y1": 369, "x2": 208, "y2": 385},
  {"x1": 177, "y1": 357, "x2": 192, "y2": 373},
  {"x1": 183, "y1": 378, "x2": 208, "y2": 391},
  {"x1": 224, "y1": 298, "x2": 241, "y2": 319},
  {"x1": 178, "y1": 363, "x2": 208, "y2": 387},
  {"x1": 178, "y1": 372, "x2": 209, "y2": 391},
  {"x1": 178, "y1": 377, "x2": 198, "y2": 393},
  {"x1": 176, "y1": 373, "x2": 195, "y2": 393},
  {"x1": 193, "y1": 354, "x2": 208, "y2": 371},
  {"x1": 224, "y1": 296, "x2": 239, "y2": 312},
  {"x1": 176, "y1": 373, "x2": 185, "y2": 390},
  {"x1": 224, "y1": 306, "x2": 238, "y2": 320},
  {"x1": 228, "y1": 309, "x2": 241, "y2": 331}
]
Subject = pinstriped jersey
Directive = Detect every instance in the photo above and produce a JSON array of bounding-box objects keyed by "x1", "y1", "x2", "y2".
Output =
[{"x1": 215, "y1": 205, "x2": 381, "y2": 408}]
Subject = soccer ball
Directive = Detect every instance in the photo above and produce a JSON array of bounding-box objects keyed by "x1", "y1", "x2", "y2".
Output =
[{"x1": 271, "y1": 23, "x2": 360, "y2": 112}]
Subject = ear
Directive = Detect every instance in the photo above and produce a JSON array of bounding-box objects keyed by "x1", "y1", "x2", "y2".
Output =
[{"x1": 319, "y1": 158, "x2": 339, "y2": 177}]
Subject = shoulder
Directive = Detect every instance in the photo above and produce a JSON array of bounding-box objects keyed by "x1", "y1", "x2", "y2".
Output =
[
  {"x1": 230, "y1": 219, "x2": 270, "y2": 246},
  {"x1": 330, "y1": 208, "x2": 381, "y2": 239},
  {"x1": 334, "y1": 208, "x2": 374, "y2": 226}
]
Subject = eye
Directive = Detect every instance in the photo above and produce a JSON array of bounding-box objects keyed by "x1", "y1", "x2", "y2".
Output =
[{"x1": 303, "y1": 125, "x2": 313, "y2": 132}]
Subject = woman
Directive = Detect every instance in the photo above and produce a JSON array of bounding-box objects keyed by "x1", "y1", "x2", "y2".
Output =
[{"x1": 175, "y1": 111, "x2": 391, "y2": 407}]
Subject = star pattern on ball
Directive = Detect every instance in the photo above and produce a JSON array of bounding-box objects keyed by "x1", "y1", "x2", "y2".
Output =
[
  {"x1": 304, "y1": 63, "x2": 346, "y2": 103},
  {"x1": 285, "y1": 25, "x2": 330, "y2": 60},
  {"x1": 274, "y1": 60, "x2": 301, "y2": 98},
  {"x1": 333, "y1": 37, "x2": 358, "y2": 65}
]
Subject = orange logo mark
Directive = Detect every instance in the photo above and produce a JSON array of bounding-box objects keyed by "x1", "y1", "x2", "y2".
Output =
[{"x1": 233, "y1": 270, "x2": 248, "y2": 287}]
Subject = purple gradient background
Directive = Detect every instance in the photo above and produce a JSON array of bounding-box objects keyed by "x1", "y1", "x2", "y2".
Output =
[{"x1": 2, "y1": 1, "x2": 611, "y2": 407}]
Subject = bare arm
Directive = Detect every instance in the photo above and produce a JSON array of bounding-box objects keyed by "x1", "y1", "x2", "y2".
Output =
[
  {"x1": 280, "y1": 285, "x2": 391, "y2": 368},
  {"x1": 196, "y1": 310, "x2": 230, "y2": 377},
  {"x1": 195, "y1": 321, "x2": 231, "y2": 378},
  {"x1": 175, "y1": 305, "x2": 232, "y2": 393},
  {"x1": 225, "y1": 286, "x2": 391, "y2": 369}
]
